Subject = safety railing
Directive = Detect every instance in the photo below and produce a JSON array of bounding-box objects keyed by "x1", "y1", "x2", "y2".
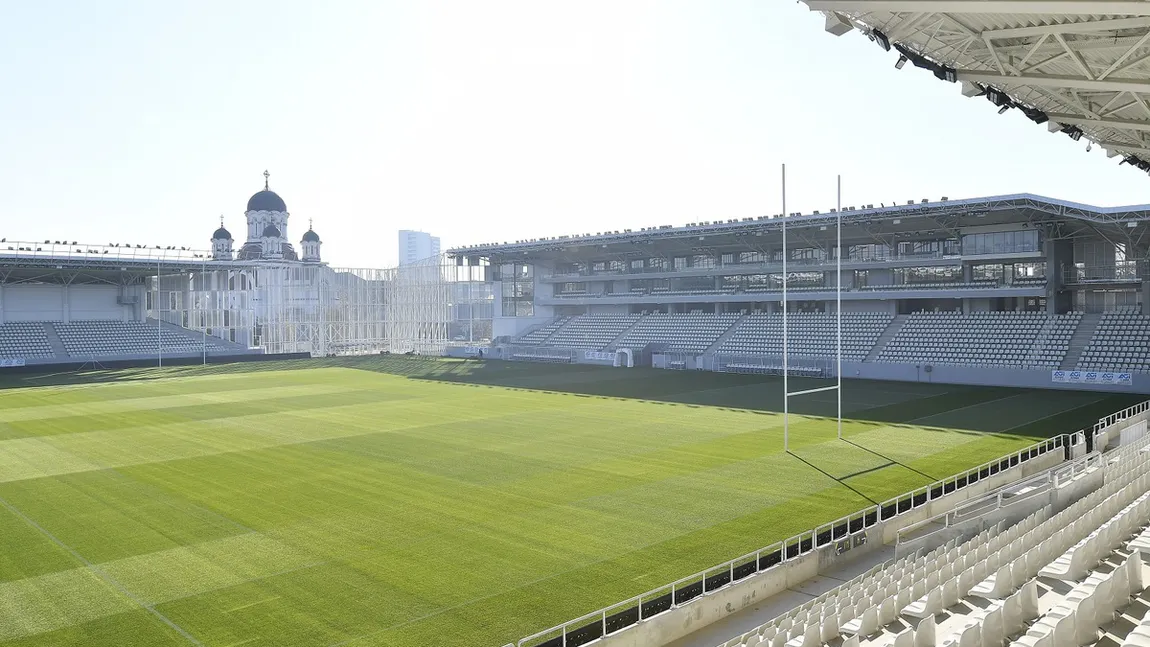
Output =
[
  {"x1": 897, "y1": 447, "x2": 1097, "y2": 546},
  {"x1": 0, "y1": 240, "x2": 209, "y2": 262},
  {"x1": 510, "y1": 433, "x2": 1070, "y2": 647},
  {"x1": 1095, "y1": 400, "x2": 1150, "y2": 434}
]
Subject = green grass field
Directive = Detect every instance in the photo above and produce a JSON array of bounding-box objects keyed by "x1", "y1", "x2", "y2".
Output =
[{"x1": 0, "y1": 357, "x2": 1139, "y2": 647}]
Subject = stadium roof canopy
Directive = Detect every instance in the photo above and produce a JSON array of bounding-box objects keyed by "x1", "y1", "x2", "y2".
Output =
[
  {"x1": 801, "y1": 1, "x2": 1150, "y2": 174},
  {"x1": 449, "y1": 193, "x2": 1150, "y2": 257}
]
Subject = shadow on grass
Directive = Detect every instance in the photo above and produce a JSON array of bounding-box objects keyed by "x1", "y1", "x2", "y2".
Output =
[{"x1": 0, "y1": 354, "x2": 1140, "y2": 440}]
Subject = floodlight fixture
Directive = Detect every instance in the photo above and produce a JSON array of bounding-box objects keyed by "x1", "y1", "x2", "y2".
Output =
[{"x1": 895, "y1": 55, "x2": 908, "y2": 70}]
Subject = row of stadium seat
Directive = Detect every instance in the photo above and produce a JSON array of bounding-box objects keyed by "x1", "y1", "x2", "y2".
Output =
[
  {"x1": 0, "y1": 322, "x2": 54, "y2": 358},
  {"x1": 543, "y1": 314, "x2": 640, "y2": 349},
  {"x1": 515, "y1": 310, "x2": 1150, "y2": 373},
  {"x1": 717, "y1": 313, "x2": 893, "y2": 361},
  {"x1": 611, "y1": 313, "x2": 741, "y2": 353},
  {"x1": 56, "y1": 321, "x2": 232, "y2": 357},
  {"x1": 1078, "y1": 312, "x2": 1150, "y2": 372},
  {"x1": 553, "y1": 282, "x2": 1048, "y2": 298},
  {"x1": 877, "y1": 312, "x2": 1080, "y2": 369},
  {"x1": 716, "y1": 439, "x2": 1150, "y2": 647}
]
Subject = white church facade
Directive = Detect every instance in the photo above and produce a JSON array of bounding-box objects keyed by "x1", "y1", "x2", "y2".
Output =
[{"x1": 209, "y1": 171, "x2": 323, "y2": 264}]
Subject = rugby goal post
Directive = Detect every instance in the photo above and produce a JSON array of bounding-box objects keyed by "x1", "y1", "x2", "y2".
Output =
[{"x1": 781, "y1": 165, "x2": 844, "y2": 452}]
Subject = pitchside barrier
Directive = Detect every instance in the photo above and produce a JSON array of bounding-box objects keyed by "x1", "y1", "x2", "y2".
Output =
[
  {"x1": 508, "y1": 432, "x2": 1079, "y2": 647},
  {"x1": 1093, "y1": 400, "x2": 1150, "y2": 453}
]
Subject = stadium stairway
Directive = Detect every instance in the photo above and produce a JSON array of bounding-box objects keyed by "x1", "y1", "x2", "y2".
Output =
[
  {"x1": 863, "y1": 314, "x2": 906, "y2": 363},
  {"x1": 42, "y1": 323, "x2": 67, "y2": 358},
  {"x1": 603, "y1": 317, "x2": 647, "y2": 351},
  {"x1": 1061, "y1": 313, "x2": 1102, "y2": 370},
  {"x1": 703, "y1": 313, "x2": 750, "y2": 354}
]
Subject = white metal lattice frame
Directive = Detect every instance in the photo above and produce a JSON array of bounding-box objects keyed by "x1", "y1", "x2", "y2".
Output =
[
  {"x1": 803, "y1": 1, "x2": 1150, "y2": 163},
  {"x1": 149, "y1": 256, "x2": 459, "y2": 357}
]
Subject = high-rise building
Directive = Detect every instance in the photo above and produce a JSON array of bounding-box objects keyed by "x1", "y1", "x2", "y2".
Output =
[{"x1": 398, "y1": 230, "x2": 441, "y2": 265}]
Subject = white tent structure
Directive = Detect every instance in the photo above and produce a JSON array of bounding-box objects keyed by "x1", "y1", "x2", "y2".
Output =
[{"x1": 802, "y1": 1, "x2": 1150, "y2": 167}]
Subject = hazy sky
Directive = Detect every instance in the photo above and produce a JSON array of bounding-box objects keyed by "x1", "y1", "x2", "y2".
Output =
[{"x1": 3, "y1": 1, "x2": 1148, "y2": 268}]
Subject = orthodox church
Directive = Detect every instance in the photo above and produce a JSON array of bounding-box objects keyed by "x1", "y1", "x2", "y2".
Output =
[{"x1": 210, "y1": 171, "x2": 323, "y2": 263}]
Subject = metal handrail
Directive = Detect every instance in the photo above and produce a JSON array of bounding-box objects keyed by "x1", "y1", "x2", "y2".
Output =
[{"x1": 0, "y1": 239, "x2": 209, "y2": 262}]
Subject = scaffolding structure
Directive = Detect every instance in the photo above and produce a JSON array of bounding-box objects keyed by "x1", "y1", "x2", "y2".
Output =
[{"x1": 148, "y1": 255, "x2": 484, "y2": 358}]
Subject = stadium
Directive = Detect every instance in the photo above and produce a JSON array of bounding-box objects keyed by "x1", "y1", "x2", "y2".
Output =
[{"x1": 6, "y1": 4, "x2": 1150, "y2": 647}]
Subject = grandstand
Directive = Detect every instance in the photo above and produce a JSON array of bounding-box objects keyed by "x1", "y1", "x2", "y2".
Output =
[{"x1": 451, "y1": 194, "x2": 1149, "y2": 393}]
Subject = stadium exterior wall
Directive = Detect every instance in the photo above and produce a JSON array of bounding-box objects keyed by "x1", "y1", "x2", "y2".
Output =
[{"x1": 842, "y1": 361, "x2": 1150, "y2": 395}]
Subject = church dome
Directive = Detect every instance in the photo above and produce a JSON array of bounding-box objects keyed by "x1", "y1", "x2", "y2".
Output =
[
  {"x1": 262, "y1": 224, "x2": 281, "y2": 237},
  {"x1": 212, "y1": 225, "x2": 231, "y2": 240},
  {"x1": 302, "y1": 229, "x2": 320, "y2": 243},
  {"x1": 247, "y1": 190, "x2": 286, "y2": 212}
]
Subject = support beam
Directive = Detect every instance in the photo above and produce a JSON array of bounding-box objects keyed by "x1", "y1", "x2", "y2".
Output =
[
  {"x1": 1101, "y1": 141, "x2": 1150, "y2": 156},
  {"x1": 1047, "y1": 112, "x2": 1150, "y2": 133},
  {"x1": 982, "y1": 16, "x2": 1150, "y2": 40},
  {"x1": 957, "y1": 70, "x2": 1150, "y2": 93},
  {"x1": 805, "y1": 1, "x2": 1150, "y2": 14}
]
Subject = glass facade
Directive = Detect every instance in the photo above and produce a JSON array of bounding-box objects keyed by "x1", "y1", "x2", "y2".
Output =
[
  {"x1": 847, "y1": 244, "x2": 889, "y2": 261},
  {"x1": 972, "y1": 264, "x2": 1004, "y2": 282},
  {"x1": 894, "y1": 266, "x2": 962, "y2": 284},
  {"x1": 500, "y1": 263, "x2": 534, "y2": 317},
  {"x1": 1013, "y1": 262, "x2": 1046, "y2": 279},
  {"x1": 961, "y1": 230, "x2": 1039, "y2": 255}
]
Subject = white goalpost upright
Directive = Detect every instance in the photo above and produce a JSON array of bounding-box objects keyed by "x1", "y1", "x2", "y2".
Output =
[{"x1": 781, "y1": 164, "x2": 844, "y2": 452}]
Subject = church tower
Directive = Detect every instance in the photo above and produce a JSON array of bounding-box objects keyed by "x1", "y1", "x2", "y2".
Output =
[
  {"x1": 211, "y1": 217, "x2": 234, "y2": 261},
  {"x1": 300, "y1": 221, "x2": 322, "y2": 263},
  {"x1": 237, "y1": 171, "x2": 298, "y2": 260}
]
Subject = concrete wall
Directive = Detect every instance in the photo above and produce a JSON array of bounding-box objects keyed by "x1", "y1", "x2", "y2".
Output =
[
  {"x1": 839, "y1": 300, "x2": 896, "y2": 313},
  {"x1": 841, "y1": 361, "x2": 1150, "y2": 395},
  {"x1": 0, "y1": 284, "x2": 137, "y2": 323},
  {"x1": 594, "y1": 448, "x2": 1064, "y2": 647}
]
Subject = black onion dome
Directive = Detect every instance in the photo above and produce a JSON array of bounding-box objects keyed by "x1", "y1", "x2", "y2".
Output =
[
  {"x1": 212, "y1": 226, "x2": 231, "y2": 240},
  {"x1": 247, "y1": 190, "x2": 287, "y2": 212},
  {"x1": 262, "y1": 224, "x2": 281, "y2": 237},
  {"x1": 302, "y1": 229, "x2": 320, "y2": 243}
]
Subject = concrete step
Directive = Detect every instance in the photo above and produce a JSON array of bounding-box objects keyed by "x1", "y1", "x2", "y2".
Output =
[
  {"x1": 1060, "y1": 312, "x2": 1102, "y2": 370},
  {"x1": 864, "y1": 314, "x2": 906, "y2": 362},
  {"x1": 703, "y1": 313, "x2": 749, "y2": 354},
  {"x1": 41, "y1": 322, "x2": 68, "y2": 358}
]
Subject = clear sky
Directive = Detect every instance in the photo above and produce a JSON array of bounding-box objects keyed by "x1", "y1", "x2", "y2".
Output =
[{"x1": 2, "y1": 1, "x2": 1148, "y2": 268}]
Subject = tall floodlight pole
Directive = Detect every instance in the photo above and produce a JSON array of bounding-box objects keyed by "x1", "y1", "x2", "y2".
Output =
[
  {"x1": 837, "y1": 175, "x2": 843, "y2": 440},
  {"x1": 202, "y1": 254, "x2": 207, "y2": 366},
  {"x1": 157, "y1": 257, "x2": 162, "y2": 368},
  {"x1": 782, "y1": 164, "x2": 789, "y2": 453}
]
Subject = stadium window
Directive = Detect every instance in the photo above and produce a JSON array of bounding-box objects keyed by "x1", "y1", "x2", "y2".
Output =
[
  {"x1": 738, "y1": 251, "x2": 765, "y2": 264},
  {"x1": 770, "y1": 272, "x2": 822, "y2": 288},
  {"x1": 592, "y1": 261, "x2": 606, "y2": 273},
  {"x1": 895, "y1": 266, "x2": 961, "y2": 285},
  {"x1": 961, "y1": 230, "x2": 1038, "y2": 255},
  {"x1": 897, "y1": 240, "x2": 945, "y2": 258},
  {"x1": 691, "y1": 254, "x2": 715, "y2": 269},
  {"x1": 788, "y1": 248, "x2": 824, "y2": 262},
  {"x1": 848, "y1": 244, "x2": 889, "y2": 261},
  {"x1": 720, "y1": 253, "x2": 735, "y2": 266},
  {"x1": 673, "y1": 257, "x2": 687, "y2": 270},
  {"x1": 972, "y1": 264, "x2": 1004, "y2": 282},
  {"x1": 1013, "y1": 262, "x2": 1046, "y2": 279},
  {"x1": 630, "y1": 259, "x2": 644, "y2": 270},
  {"x1": 854, "y1": 270, "x2": 869, "y2": 288},
  {"x1": 648, "y1": 257, "x2": 667, "y2": 270}
]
